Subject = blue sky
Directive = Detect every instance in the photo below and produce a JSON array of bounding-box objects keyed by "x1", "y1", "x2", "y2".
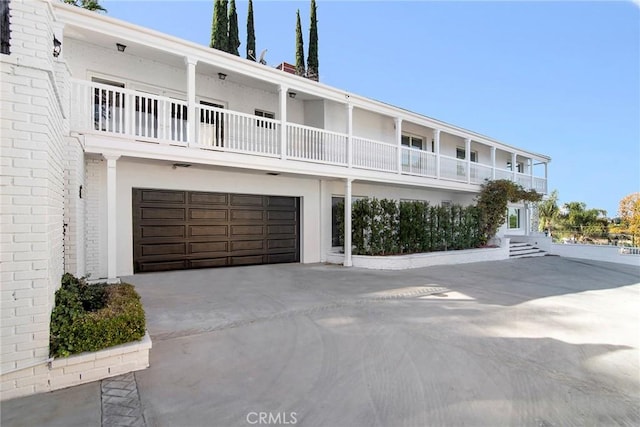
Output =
[{"x1": 101, "y1": 0, "x2": 639, "y2": 216}]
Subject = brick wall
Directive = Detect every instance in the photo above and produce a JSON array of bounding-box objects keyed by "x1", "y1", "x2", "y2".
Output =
[
  {"x1": 1, "y1": 0, "x2": 67, "y2": 399},
  {"x1": 63, "y1": 136, "x2": 85, "y2": 277},
  {"x1": 84, "y1": 156, "x2": 106, "y2": 279}
]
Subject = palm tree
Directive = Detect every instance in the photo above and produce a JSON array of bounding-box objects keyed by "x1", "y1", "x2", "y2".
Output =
[{"x1": 538, "y1": 190, "x2": 559, "y2": 235}]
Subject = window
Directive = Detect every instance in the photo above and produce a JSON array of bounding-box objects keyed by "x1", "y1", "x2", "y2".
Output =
[
  {"x1": 507, "y1": 161, "x2": 524, "y2": 173},
  {"x1": 200, "y1": 100, "x2": 225, "y2": 147},
  {"x1": 508, "y1": 207, "x2": 521, "y2": 229},
  {"x1": 255, "y1": 109, "x2": 275, "y2": 128},
  {"x1": 456, "y1": 147, "x2": 478, "y2": 162},
  {"x1": 401, "y1": 134, "x2": 424, "y2": 150}
]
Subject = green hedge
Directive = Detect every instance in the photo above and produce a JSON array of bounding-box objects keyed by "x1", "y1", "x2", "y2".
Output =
[
  {"x1": 50, "y1": 274, "x2": 146, "y2": 358},
  {"x1": 337, "y1": 199, "x2": 482, "y2": 256}
]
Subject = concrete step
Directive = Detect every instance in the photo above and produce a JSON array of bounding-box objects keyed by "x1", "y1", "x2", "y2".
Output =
[{"x1": 509, "y1": 241, "x2": 548, "y2": 259}]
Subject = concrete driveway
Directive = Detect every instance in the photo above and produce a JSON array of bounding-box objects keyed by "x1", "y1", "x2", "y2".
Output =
[
  {"x1": 2, "y1": 256, "x2": 639, "y2": 426},
  {"x1": 128, "y1": 256, "x2": 639, "y2": 426}
]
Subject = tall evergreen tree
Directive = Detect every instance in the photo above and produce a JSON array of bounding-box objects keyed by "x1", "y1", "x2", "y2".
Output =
[
  {"x1": 246, "y1": 0, "x2": 256, "y2": 60},
  {"x1": 295, "y1": 10, "x2": 306, "y2": 77},
  {"x1": 63, "y1": 0, "x2": 106, "y2": 12},
  {"x1": 211, "y1": 0, "x2": 228, "y2": 51},
  {"x1": 306, "y1": 0, "x2": 319, "y2": 81},
  {"x1": 227, "y1": 0, "x2": 240, "y2": 56}
]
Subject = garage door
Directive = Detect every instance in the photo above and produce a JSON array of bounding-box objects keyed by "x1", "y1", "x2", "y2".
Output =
[{"x1": 132, "y1": 189, "x2": 300, "y2": 273}]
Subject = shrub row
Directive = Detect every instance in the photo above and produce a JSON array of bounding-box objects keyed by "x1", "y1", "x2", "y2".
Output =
[
  {"x1": 337, "y1": 199, "x2": 483, "y2": 256},
  {"x1": 50, "y1": 274, "x2": 146, "y2": 358}
]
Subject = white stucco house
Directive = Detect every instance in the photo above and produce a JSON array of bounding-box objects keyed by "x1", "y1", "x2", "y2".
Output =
[{"x1": 0, "y1": 0, "x2": 550, "y2": 399}]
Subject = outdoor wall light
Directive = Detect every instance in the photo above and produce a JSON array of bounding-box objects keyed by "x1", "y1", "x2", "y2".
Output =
[
  {"x1": 218, "y1": 72, "x2": 227, "y2": 80},
  {"x1": 288, "y1": 92, "x2": 296, "y2": 99},
  {"x1": 53, "y1": 37, "x2": 62, "y2": 57},
  {"x1": 116, "y1": 43, "x2": 126, "y2": 52}
]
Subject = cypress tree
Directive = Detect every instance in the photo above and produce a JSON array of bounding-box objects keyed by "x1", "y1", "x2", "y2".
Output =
[
  {"x1": 211, "y1": 0, "x2": 228, "y2": 51},
  {"x1": 228, "y1": 0, "x2": 240, "y2": 56},
  {"x1": 295, "y1": 10, "x2": 306, "y2": 77},
  {"x1": 307, "y1": 0, "x2": 319, "y2": 81},
  {"x1": 246, "y1": 0, "x2": 256, "y2": 60}
]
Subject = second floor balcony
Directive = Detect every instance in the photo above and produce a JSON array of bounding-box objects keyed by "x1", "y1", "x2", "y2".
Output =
[{"x1": 70, "y1": 78, "x2": 548, "y2": 194}]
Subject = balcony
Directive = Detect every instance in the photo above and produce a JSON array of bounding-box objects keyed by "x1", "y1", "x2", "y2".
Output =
[{"x1": 70, "y1": 79, "x2": 547, "y2": 193}]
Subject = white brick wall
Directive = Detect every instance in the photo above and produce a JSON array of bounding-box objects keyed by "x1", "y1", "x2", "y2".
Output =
[
  {"x1": 1, "y1": 0, "x2": 67, "y2": 395},
  {"x1": 63, "y1": 137, "x2": 86, "y2": 277},
  {"x1": 84, "y1": 156, "x2": 107, "y2": 279}
]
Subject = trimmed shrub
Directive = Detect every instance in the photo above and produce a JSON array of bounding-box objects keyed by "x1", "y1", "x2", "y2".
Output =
[{"x1": 50, "y1": 274, "x2": 146, "y2": 358}]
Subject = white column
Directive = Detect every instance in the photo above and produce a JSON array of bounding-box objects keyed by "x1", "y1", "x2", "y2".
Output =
[
  {"x1": 278, "y1": 85, "x2": 287, "y2": 159},
  {"x1": 185, "y1": 57, "x2": 197, "y2": 146},
  {"x1": 395, "y1": 117, "x2": 403, "y2": 174},
  {"x1": 434, "y1": 129, "x2": 441, "y2": 179},
  {"x1": 544, "y1": 162, "x2": 548, "y2": 192},
  {"x1": 511, "y1": 152, "x2": 517, "y2": 182},
  {"x1": 491, "y1": 146, "x2": 496, "y2": 180},
  {"x1": 347, "y1": 104, "x2": 353, "y2": 168},
  {"x1": 465, "y1": 137, "x2": 471, "y2": 184},
  {"x1": 104, "y1": 154, "x2": 121, "y2": 280},
  {"x1": 344, "y1": 179, "x2": 353, "y2": 267},
  {"x1": 529, "y1": 158, "x2": 534, "y2": 190},
  {"x1": 319, "y1": 180, "x2": 328, "y2": 262}
]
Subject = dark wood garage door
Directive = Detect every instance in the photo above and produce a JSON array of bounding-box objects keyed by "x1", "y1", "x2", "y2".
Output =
[{"x1": 132, "y1": 189, "x2": 300, "y2": 273}]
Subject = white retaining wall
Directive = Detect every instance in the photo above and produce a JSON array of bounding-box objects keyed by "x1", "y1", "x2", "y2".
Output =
[{"x1": 550, "y1": 244, "x2": 640, "y2": 267}]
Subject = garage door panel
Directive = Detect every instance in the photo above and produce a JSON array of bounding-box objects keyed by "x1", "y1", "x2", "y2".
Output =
[
  {"x1": 230, "y1": 225, "x2": 264, "y2": 237},
  {"x1": 140, "y1": 207, "x2": 186, "y2": 220},
  {"x1": 133, "y1": 189, "x2": 299, "y2": 272},
  {"x1": 139, "y1": 190, "x2": 186, "y2": 204},
  {"x1": 189, "y1": 225, "x2": 228, "y2": 237},
  {"x1": 189, "y1": 241, "x2": 228, "y2": 254},
  {"x1": 189, "y1": 208, "x2": 228, "y2": 220},
  {"x1": 267, "y1": 210, "x2": 297, "y2": 221},
  {"x1": 141, "y1": 243, "x2": 186, "y2": 256},
  {"x1": 140, "y1": 225, "x2": 186, "y2": 238},
  {"x1": 231, "y1": 209, "x2": 264, "y2": 221},
  {"x1": 189, "y1": 192, "x2": 228, "y2": 205},
  {"x1": 189, "y1": 258, "x2": 228, "y2": 269},
  {"x1": 230, "y1": 194, "x2": 264, "y2": 206},
  {"x1": 230, "y1": 240, "x2": 264, "y2": 252}
]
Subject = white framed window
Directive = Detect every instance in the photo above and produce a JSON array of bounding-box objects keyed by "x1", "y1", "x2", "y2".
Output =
[
  {"x1": 401, "y1": 134, "x2": 424, "y2": 150},
  {"x1": 507, "y1": 161, "x2": 524, "y2": 173},
  {"x1": 255, "y1": 109, "x2": 275, "y2": 128},
  {"x1": 456, "y1": 147, "x2": 478, "y2": 162},
  {"x1": 508, "y1": 207, "x2": 521, "y2": 229}
]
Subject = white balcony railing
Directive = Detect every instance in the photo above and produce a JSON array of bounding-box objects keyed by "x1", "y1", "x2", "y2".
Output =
[
  {"x1": 352, "y1": 137, "x2": 397, "y2": 173},
  {"x1": 287, "y1": 123, "x2": 348, "y2": 165},
  {"x1": 401, "y1": 147, "x2": 437, "y2": 177},
  {"x1": 196, "y1": 104, "x2": 280, "y2": 156},
  {"x1": 70, "y1": 79, "x2": 547, "y2": 193}
]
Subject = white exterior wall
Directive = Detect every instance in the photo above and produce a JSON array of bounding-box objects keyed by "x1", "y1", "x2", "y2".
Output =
[
  {"x1": 352, "y1": 108, "x2": 394, "y2": 143},
  {"x1": 439, "y1": 132, "x2": 466, "y2": 158},
  {"x1": 323, "y1": 100, "x2": 348, "y2": 134},
  {"x1": 84, "y1": 159, "x2": 323, "y2": 278},
  {"x1": 84, "y1": 156, "x2": 107, "y2": 279},
  {"x1": 402, "y1": 122, "x2": 434, "y2": 149},
  {"x1": 1, "y1": 0, "x2": 66, "y2": 400},
  {"x1": 303, "y1": 99, "x2": 324, "y2": 129},
  {"x1": 63, "y1": 136, "x2": 86, "y2": 277}
]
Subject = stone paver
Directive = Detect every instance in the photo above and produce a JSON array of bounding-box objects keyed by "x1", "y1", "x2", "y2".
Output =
[{"x1": 101, "y1": 373, "x2": 145, "y2": 427}]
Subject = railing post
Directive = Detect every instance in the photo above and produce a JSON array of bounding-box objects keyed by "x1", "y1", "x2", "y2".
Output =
[
  {"x1": 395, "y1": 117, "x2": 402, "y2": 174},
  {"x1": 185, "y1": 57, "x2": 197, "y2": 146},
  {"x1": 465, "y1": 137, "x2": 471, "y2": 184},
  {"x1": 529, "y1": 158, "x2": 534, "y2": 190},
  {"x1": 434, "y1": 129, "x2": 441, "y2": 179},
  {"x1": 347, "y1": 104, "x2": 353, "y2": 168},
  {"x1": 511, "y1": 152, "x2": 517, "y2": 182},
  {"x1": 544, "y1": 162, "x2": 548, "y2": 193},
  {"x1": 278, "y1": 85, "x2": 287, "y2": 159},
  {"x1": 491, "y1": 146, "x2": 496, "y2": 180}
]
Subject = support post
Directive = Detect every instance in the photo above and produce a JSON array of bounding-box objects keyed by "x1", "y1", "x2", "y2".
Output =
[
  {"x1": 185, "y1": 57, "x2": 197, "y2": 146},
  {"x1": 104, "y1": 154, "x2": 120, "y2": 280},
  {"x1": 395, "y1": 117, "x2": 403, "y2": 174},
  {"x1": 434, "y1": 129, "x2": 441, "y2": 179},
  {"x1": 465, "y1": 137, "x2": 471, "y2": 184},
  {"x1": 347, "y1": 104, "x2": 353, "y2": 168},
  {"x1": 529, "y1": 158, "x2": 534, "y2": 190},
  {"x1": 278, "y1": 85, "x2": 287, "y2": 159},
  {"x1": 511, "y1": 152, "x2": 517, "y2": 182},
  {"x1": 491, "y1": 146, "x2": 496, "y2": 180},
  {"x1": 344, "y1": 179, "x2": 353, "y2": 267}
]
